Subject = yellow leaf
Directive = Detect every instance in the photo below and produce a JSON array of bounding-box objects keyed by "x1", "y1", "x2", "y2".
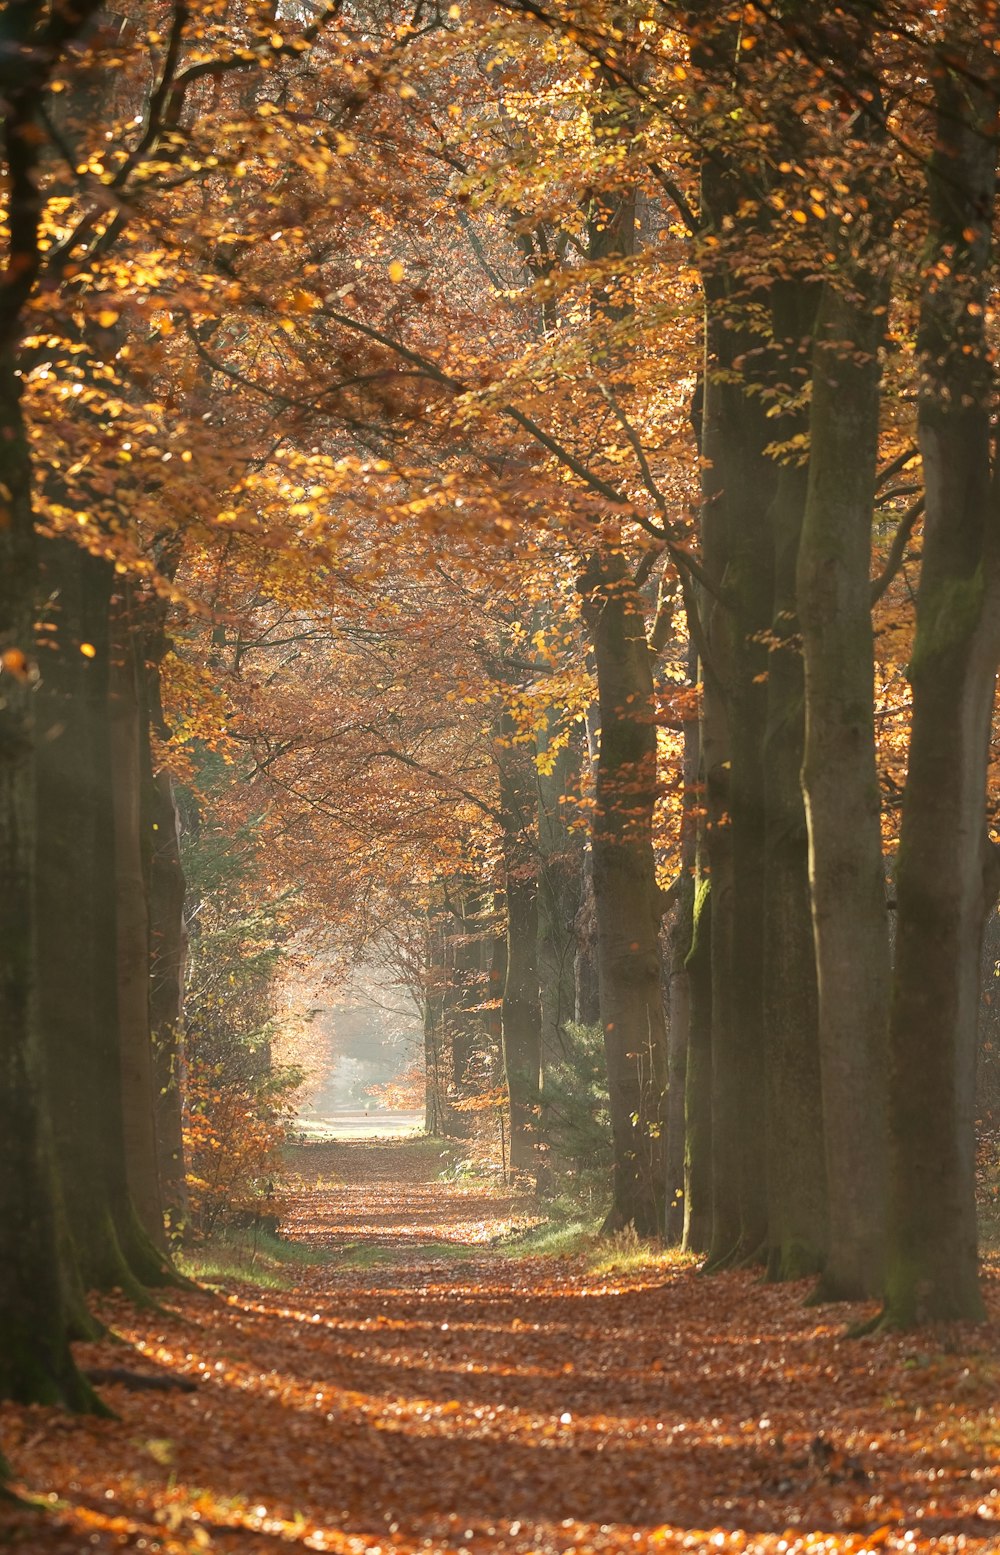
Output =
[
  {"x1": 80, "y1": 642, "x2": 97, "y2": 658},
  {"x1": 96, "y1": 308, "x2": 119, "y2": 327},
  {"x1": 0, "y1": 648, "x2": 29, "y2": 680},
  {"x1": 388, "y1": 260, "x2": 405, "y2": 283}
]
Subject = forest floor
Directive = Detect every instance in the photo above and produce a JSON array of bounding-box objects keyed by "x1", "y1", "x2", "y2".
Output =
[{"x1": 2, "y1": 1138, "x2": 1000, "y2": 1555}]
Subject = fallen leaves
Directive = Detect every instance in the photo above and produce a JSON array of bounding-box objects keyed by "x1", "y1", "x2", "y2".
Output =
[{"x1": 2, "y1": 1138, "x2": 999, "y2": 1555}]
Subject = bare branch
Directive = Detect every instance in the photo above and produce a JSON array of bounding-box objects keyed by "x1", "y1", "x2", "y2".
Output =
[
  {"x1": 648, "y1": 161, "x2": 699, "y2": 236},
  {"x1": 870, "y1": 495, "x2": 925, "y2": 605}
]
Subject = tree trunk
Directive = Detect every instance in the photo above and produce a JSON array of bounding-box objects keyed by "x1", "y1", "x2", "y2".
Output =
[
  {"x1": 0, "y1": 356, "x2": 91, "y2": 1408},
  {"x1": 110, "y1": 587, "x2": 166, "y2": 1252},
  {"x1": 142, "y1": 602, "x2": 190, "y2": 1234},
  {"x1": 580, "y1": 547, "x2": 668, "y2": 1235},
  {"x1": 664, "y1": 889, "x2": 690, "y2": 1245},
  {"x1": 682, "y1": 866, "x2": 713, "y2": 1254},
  {"x1": 497, "y1": 713, "x2": 541, "y2": 1172},
  {"x1": 36, "y1": 541, "x2": 174, "y2": 1295},
  {"x1": 797, "y1": 275, "x2": 891, "y2": 1303},
  {"x1": 695, "y1": 108, "x2": 777, "y2": 1267},
  {"x1": 698, "y1": 352, "x2": 772, "y2": 1268},
  {"x1": 884, "y1": 32, "x2": 1000, "y2": 1326},
  {"x1": 537, "y1": 728, "x2": 581, "y2": 1057},
  {"x1": 147, "y1": 757, "x2": 190, "y2": 1233},
  {"x1": 423, "y1": 917, "x2": 450, "y2": 1136},
  {"x1": 666, "y1": 693, "x2": 698, "y2": 1244},
  {"x1": 762, "y1": 289, "x2": 827, "y2": 1282}
]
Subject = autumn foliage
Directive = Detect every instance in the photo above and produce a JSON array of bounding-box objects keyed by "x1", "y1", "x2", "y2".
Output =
[{"x1": 8, "y1": 9, "x2": 1000, "y2": 1544}]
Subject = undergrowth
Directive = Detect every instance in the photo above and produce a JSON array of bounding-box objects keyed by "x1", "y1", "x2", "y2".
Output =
[
  {"x1": 178, "y1": 1226, "x2": 331, "y2": 1290},
  {"x1": 332, "y1": 1239, "x2": 478, "y2": 1269}
]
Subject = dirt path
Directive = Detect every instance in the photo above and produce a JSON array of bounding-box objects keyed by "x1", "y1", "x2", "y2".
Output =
[
  {"x1": 2, "y1": 1139, "x2": 1000, "y2": 1555},
  {"x1": 280, "y1": 1136, "x2": 534, "y2": 1256}
]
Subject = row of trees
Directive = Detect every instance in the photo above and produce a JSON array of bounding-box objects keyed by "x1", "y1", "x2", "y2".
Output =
[{"x1": 3, "y1": 0, "x2": 1000, "y2": 1438}]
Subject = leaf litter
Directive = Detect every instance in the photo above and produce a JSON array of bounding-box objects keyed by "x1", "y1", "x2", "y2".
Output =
[{"x1": 2, "y1": 1136, "x2": 999, "y2": 1555}]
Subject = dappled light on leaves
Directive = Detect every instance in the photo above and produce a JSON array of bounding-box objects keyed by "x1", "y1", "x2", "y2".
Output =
[{"x1": 3, "y1": 1139, "x2": 1000, "y2": 1555}]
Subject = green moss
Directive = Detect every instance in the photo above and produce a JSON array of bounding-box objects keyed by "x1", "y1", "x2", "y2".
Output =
[
  {"x1": 684, "y1": 875, "x2": 711, "y2": 973},
  {"x1": 908, "y1": 566, "x2": 985, "y2": 677}
]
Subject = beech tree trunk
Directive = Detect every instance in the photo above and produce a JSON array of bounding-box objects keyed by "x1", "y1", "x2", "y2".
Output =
[
  {"x1": 665, "y1": 882, "x2": 691, "y2": 1245},
  {"x1": 423, "y1": 916, "x2": 451, "y2": 1136},
  {"x1": 497, "y1": 712, "x2": 541, "y2": 1172},
  {"x1": 797, "y1": 292, "x2": 890, "y2": 1300},
  {"x1": 763, "y1": 468, "x2": 828, "y2": 1280},
  {"x1": 537, "y1": 729, "x2": 581, "y2": 1055},
  {"x1": 697, "y1": 359, "x2": 774, "y2": 1267},
  {"x1": 146, "y1": 752, "x2": 190, "y2": 1232},
  {"x1": 797, "y1": 262, "x2": 891, "y2": 1304},
  {"x1": 884, "y1": 33, "x2": 1000, "y2": 1326},
  {"x1": 36, "y1": 542, "x2": 173, "y2": 1295},
  {"x1": 694, "y1": 74, "x2": 776, "y2": 1266},
  {"x1": 141, "y1": 578, "x2": 190, "y2": 1233},
  {"x1": 0, "y1": 358, "x2": 90, "y2": 1408},
  {"x1": 666, "y1": 696, "x2": 698, "y2": 1244},
  {"x1": 580, "y1": 547, "x2": 667, "y2": 1235},
  {"x1": 110, "y1": 588, "x2": 166, "y2": 1252},
  {"x1": 762, "y1": 287, "x2": 827, "y2": 1282},
  {"x1": 682, "y1": 865, "x2": 713, "y2": 1255}
]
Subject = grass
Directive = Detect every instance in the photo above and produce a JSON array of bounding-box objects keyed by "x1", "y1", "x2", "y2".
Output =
[
  {"x1": 331, "y1": 1239, "x2": 479, "y2": 1270},
  {"x1": 492, "y1": 1194, "x2": 700, "y2": 1275},
  {"x1": 587, "y1": 1228, "x2": 699, "y2": 1277},
  {"x1": 178, "y1": 1225, "x2": 332, "y2": 1290}
]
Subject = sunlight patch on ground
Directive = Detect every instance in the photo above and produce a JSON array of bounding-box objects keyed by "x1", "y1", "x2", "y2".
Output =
[{"x1": 295, "y1": 1109, "x2": 425, "y2": 1140}]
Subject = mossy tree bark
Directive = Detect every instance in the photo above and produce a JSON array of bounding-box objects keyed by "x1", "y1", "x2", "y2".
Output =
[{"x1": 884, "y1": 29, "x2": 1000, "y2": 1327}]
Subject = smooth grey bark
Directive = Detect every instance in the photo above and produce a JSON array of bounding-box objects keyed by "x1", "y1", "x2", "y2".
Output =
[
  {"x1": 422, "y1": 917, "x2": 450, "y2": 1137},
  {"x1": 110, "y1": 587, "x2": 167, "y2": 1253},
  {"x1": 682, "y1": 866, "x2": 713, "y2": 1255},
  {"x1": 666, "y1": 692, "x2": 698, "y2": 1244},
  {"x1": 884, "y1": 29, "x2": 1000, "y2": 1326},
  {"x1": 537, "y1": 729, "x2": 582, "y2": 1057},
  {"x1": 36, "y1": 543, "x2": 175, "y2": 1296},
  {"x1": 797, "y1": 268, "x2": 891, "y2": 1304},
  {"x1": 580, "y1": 549, "x2": 668, "y2": 1234},
  {"x1": 497, "y1": 712, "x2": 542, "y2": 1172},
  {"x1": 0, "y1": 358, "x2": 91, "y2": 1409},
  {"x1": 762, "y1": 288, "x2": 827, "y2": 1283}
]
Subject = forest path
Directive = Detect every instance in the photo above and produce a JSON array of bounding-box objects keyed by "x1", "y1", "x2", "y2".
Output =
[
  {"x1": 2, "y1": 1138, "x2": 1000, "y2": 1555},
  {"x1": 279, "y1": 1134, "x2": 534, "y2": 1259}
]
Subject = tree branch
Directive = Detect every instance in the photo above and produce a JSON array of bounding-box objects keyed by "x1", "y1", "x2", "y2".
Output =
[{"x1": 870, "y1": 495, "x2": 924, "y2": 605}]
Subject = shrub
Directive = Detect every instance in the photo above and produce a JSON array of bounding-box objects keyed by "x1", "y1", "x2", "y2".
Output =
[{"x1": 540, "y1": 1022, "x2": 612, "y2": 1197}]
